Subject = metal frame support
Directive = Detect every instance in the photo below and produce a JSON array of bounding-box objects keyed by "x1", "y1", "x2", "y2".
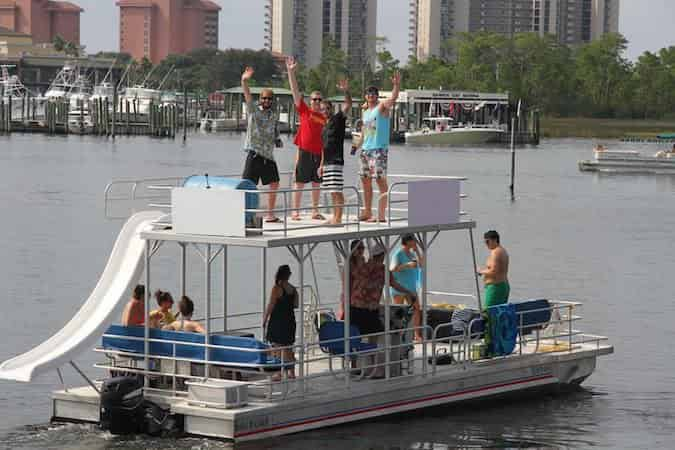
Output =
[
  {"x1": 343, "y1": 238, "x2": 351, "y2": 390},
  {"x1": 144, "y1": 239, "x2": 151, "y2": 388},
  {"x1": 222, "y1": 245, "x2": 228, "y2": 333},
  {"x1": 297, "y1": 244, "x2": 305, "y2": 393},
  {"x1": 205, "y1": 244, "x2": 212, "y2": 378},
  {"x1": 261, "y1": 248, "x2": 267, "y2": 337},
  {"x1": 383, "y1": 235, "x2": 391, "y2": 379},
  {"x1": 420, "y1": 232, "x2": 429, "y2": 376},
  {"x1": 469, "y1": 228, "x2": 483, "y2": 311},
  {"x1": 70, "y1": 361, "x2": 100, "y2": 394},
  {"x1": 179, "y1": 242, "x2": 186, "y2": 297},
  {"x1": 56, "y1": 368, "x2": 67, "y2": 392}
]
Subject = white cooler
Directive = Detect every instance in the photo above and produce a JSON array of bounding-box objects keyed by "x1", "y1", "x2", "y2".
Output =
[{"x1": 185, "y1": 379, "x2": 249, "y2": 409}]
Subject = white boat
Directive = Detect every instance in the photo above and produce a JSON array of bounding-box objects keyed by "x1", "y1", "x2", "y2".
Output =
[
  {"x1": 579, "y1": 149, "x2": 675, "y2": 174},
  {"x1": 405, "y1": 118, "x2": 506, "y2": 145},
  {"x1": 120, "y1": 86, "x2": 161, "y2": 117},
  {"x1": 1, "y1": 64, "x2": 44, "y2": 119},
  {"x1": 45, "y1": 62, "x2": 88, "y2": 103},
  {"x1": 199, "y1": 109, "x2": 234, "y2": 132},
  {"x1": 0, "y1": 174, "x2": 612, "y2": 442}
]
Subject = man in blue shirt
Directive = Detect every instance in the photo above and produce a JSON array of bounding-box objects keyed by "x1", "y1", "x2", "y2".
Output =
[
  {"x1": 390, "y1": 234, "x2": 423, "y2": 342},
  {"x1": 359, "y1": 72, "x2": 400, "y2": 222}
]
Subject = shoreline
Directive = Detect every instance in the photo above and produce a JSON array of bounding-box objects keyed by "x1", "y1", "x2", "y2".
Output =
[{"x1": 542, "y1": 117, "x2": 675, "y2": 139}]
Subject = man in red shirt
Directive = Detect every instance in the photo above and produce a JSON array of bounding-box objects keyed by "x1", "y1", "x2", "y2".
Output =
[{"x1": 286, "y1": 56, "x2": 327, "y2": 220}]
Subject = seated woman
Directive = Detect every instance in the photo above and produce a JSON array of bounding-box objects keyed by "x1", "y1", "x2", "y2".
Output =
[
  {"x1": 163, "y1": 296, "x2": 205, "y2": 333},
  {"x1": 121, "y1": 284, "x2": 145, "y2": 326},
  {"x1": 263, "y1": 265, "x2": 298, "y2": 380},
  {"x1": 149, "y1": 289, "x2": 176, "y2": 328}
]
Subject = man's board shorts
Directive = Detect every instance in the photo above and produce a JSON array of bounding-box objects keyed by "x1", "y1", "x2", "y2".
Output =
[
  {"x1": 349, "y1": 306, "x2": 384, "y2": 335},
  {"x1": 321, "y1": 164, "x2": 344, "y2": 193},
  {"x1": 242, "y1": 151, "x2": 280, "y2": 186},
  {"x1": 359, "y1": 148, "x2": 388, "y2": 179},
  {"x1": 484, "y1": 281, "x2": 510, "y2": 308},
  {"x1": 295, "y1": 149, "x2": 322, "y2": 183}
]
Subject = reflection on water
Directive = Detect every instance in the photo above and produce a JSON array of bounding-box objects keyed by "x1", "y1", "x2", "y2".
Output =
[{"x1": 0, "y1": 135, "x2": 674, "y2": 449}]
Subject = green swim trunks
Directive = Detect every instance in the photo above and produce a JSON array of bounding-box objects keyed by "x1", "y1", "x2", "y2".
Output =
[{"x1": 484, "y1": 281, "x2": 510, "y2": 308}]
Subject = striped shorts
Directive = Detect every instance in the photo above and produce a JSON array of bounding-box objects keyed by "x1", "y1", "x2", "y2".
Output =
[{"x1": 321, "y1": 164, "x2": 344, "y2": 193}]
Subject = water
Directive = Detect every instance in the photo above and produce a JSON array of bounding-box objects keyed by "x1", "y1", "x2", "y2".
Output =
[{"x1": 1, "y1": 133, "x2": 674, "y2": 449}]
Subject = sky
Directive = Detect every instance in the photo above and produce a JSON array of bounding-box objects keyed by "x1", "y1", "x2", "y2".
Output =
[{"x1": 80, "y1": 0, "x2": 675, "y2": 62}]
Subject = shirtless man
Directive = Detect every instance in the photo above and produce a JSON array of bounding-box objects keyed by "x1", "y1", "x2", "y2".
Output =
[{"x1": 477, "y1": 230, "x2": 510, "y2": 308}]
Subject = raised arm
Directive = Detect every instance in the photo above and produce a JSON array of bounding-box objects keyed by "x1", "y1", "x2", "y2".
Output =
[
  {"x1": 337, "y1": 79, "x2": 352, "y2": 115},
  {"x1": 286, "y1": 56, "x2": 303, "y2": 107},
  {"x1": 241, "y1": 66, "x2": 255, "y2": 105},
  {"x1": 379, "y1": 71, "x2": 401, "y2": 115}
]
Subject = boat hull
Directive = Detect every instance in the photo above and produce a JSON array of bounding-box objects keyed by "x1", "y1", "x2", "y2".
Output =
[
  {"x1": 52, "y1": 344, "x2": 610, "y2": 442},
  {"x1": 405, "y1": 128, "x2": 505, "y2": 145}
]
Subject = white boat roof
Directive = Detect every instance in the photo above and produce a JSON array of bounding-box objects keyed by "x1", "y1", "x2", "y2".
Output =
[{"x1": 141, "y1": 219, "x2": 475, "y2": 248}]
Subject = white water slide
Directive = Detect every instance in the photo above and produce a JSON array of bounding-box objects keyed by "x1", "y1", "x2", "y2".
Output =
[{"x1": 0, "y1": 211, "x2": 163, "y2": 382}]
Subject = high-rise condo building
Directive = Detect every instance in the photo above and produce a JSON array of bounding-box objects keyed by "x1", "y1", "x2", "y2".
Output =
[
  {"x1": 117, "y1": 0, "x2": 221, "y2": 64},
  {"x1": 264, "y1": 0, "x2": 377, "y2": 70},
  {"x1": 0, "y1": 0, "x2": 83, "y2": 45},
  {"x1": 410, "y1": 0, "x2": 620, "y2": 61}
]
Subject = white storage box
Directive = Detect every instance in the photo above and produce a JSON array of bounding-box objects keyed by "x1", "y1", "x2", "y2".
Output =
[{"x1": 185, "y1": 379, "x2": 249, "y2": 409}]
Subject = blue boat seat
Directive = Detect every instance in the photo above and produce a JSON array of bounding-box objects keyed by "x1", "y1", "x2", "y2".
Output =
[
  {"x1": 101, "y1": 325, "x2": 289, "y2": 372},
  {"x1": 318, "y1": 321, "x2": 378, "y2": 356},
  {"x1": 318, "y1": 321, "x2": 378, "y2": 376},
  {"x1": 512, "y1": 299, "x2": 552, "y2": 335}
]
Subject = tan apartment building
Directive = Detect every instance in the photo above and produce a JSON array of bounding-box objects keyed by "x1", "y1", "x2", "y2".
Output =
[
  {"x1": 118, "y1": 0, "x2": 220, "y2": 64},
  {"x1": 0, "y1": 0, "x2": 82, "y2": 45},
  {"x1": 410, "y1": 0, "x2": 620, "y2": 61},
  {"x1": 264, "y1": 0, "x2": 377, "y2": 70}
]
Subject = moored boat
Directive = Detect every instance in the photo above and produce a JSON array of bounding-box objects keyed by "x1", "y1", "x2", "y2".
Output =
[
  {"x1": 405, "y1": 118, "x2": 506, "y2": 145},
  {"x1": 579, "y1": 148, "x2": 675, "y2": 174}
]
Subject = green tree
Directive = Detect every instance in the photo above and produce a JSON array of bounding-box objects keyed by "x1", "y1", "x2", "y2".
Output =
[
  {"x1": 303, "y1": 39, "x2": 348, "y2": 96},
  {"x1": 52, "y1": 35, "x2": 66, "y2": 52},
  {"x1": 574, "y1": 33, "x2": 632, "y2": 116}
]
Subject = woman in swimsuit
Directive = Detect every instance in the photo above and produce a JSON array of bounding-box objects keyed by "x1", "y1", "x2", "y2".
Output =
[{"x1": 163, "y1": 296, "x2": 205, "y2": 333}]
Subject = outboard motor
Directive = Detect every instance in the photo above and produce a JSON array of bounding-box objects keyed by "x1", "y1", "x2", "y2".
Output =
[
  {"x1": 100, "y1": 376, "x2": 184, "y2": 437},
  {"x1": 99, "y1": 376, "x2": 144, "y2": 434}
]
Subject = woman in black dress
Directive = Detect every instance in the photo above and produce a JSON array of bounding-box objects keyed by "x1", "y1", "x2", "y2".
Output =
[{"x1": 263, "y1": 265, "x2": 298, "y2": 380}]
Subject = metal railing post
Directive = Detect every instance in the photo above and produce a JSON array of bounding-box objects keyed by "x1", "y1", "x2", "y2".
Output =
[
  {"x1": 144, "y1": 240, "x2": 151, "y2": 388},
  {"x1": 205, "y1": 244, "x2": 211, "y2": 378}
]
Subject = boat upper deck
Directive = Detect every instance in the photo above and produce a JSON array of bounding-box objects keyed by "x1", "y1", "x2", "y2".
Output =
[{"x1": 141, "y1": 218, "x2": 476, "y2": 248}]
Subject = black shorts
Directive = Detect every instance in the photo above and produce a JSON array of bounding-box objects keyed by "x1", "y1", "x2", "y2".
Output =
[
  {"x1": 295, "y1": 149, "x2": 322, "y2": 184},
  {"x1": 349, "y1": 306, "x2": 384, "y2": 336},
  {"x1": 242, "y1": 152, "x2": 280, "y2": 186}
]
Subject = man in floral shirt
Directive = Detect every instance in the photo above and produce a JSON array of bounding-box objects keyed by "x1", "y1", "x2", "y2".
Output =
[{"x1": 240, "y1": 66, "x2": 283, "y2": 223}]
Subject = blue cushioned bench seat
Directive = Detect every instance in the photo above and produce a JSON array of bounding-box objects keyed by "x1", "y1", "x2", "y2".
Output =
[
  {"x1": 512, "y1": 299, "x2": 552, "y2": 335},
  {"x1": 102, "y1": 325, "x2": 290, "y2": 371},
  {"x1": 318, "y1": 321, "x2": 378, "y2": 355}
]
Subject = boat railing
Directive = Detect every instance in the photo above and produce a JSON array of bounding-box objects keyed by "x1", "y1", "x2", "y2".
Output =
[
  {"x1": 341, "y1": 174, "x2": 468, "y2": 225},
  {"x1": 105, "y1": 173, "x2": 467, "y2": 236},
  {"x1": 93, "y1": 298, "x2": 608, "y2": 406}
]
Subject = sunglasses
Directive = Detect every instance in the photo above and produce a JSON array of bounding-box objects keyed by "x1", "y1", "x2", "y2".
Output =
[
  {"x1": 366, "y1": 91, "x2": 378, "y2": 96},
  {"x1": 261, "y1": 97, "x2": 273, "y2": 100},
  {"x1": 311, "y1": 97, "x2": 322, "y2": 102}
]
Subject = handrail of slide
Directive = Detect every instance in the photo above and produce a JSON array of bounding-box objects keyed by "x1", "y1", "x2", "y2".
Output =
[{"x1": 0, "y1": 210, "x2": 163, "y2": 382}]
